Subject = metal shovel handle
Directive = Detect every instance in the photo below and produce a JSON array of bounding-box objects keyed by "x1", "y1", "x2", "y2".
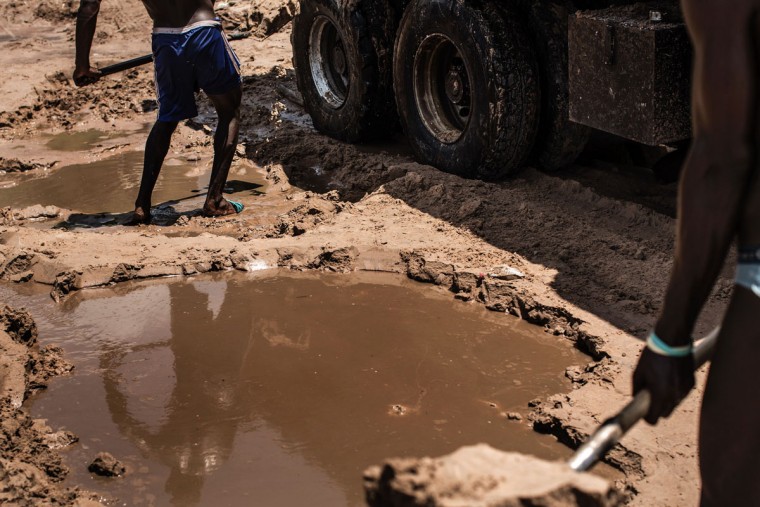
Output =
[{"x1": 568, "y1": 326, "x2": 720, "y2": 472}]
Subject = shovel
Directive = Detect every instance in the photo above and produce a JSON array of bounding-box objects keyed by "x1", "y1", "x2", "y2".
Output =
[{"x1": 568, "y1": 325, "x2": 720, "y2": 471}]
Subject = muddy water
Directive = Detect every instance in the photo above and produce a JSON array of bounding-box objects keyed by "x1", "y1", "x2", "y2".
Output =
[
  {"x1": 0, "y1": 150, "x2": 266, "y2": 214},
  {"x1": 4, "y1": 272, "x2": 588, "y2": 506},
  {"x1": 44, "y1": 129, "x2": 131, "y2": 152}
]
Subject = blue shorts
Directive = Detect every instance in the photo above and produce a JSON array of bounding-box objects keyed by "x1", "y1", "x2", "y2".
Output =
[{"x1": 152, "y1": 20, "x2": 241, "y2": 122}]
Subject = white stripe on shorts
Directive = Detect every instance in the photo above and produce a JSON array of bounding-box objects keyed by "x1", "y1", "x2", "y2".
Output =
[{"x1": 152, "y1": 19, "x2": 220, "y2": 35}]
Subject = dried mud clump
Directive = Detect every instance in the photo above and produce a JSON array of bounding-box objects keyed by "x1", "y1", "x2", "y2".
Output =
[
  {"x1": 0, "y1": 306, "x2": 87, "y2": 506},
  {"x1": 3, "y1": 69, "x2": 155, "y2": 131},
  {"x1": 88, "y1": 452, "x2": 126, "y2": 478},
  {"x1": 0, "y1": 157, "x2": 55, "y2": 174},
  {"x1": 364, "y1": 444, "x2": 622, "y2": 507},
  {"x1": 34, "y1": 0, "x2": 78, "y2": 21},
  {"x1": 217, "y1": 0, "x2": 297, "y2": 36},
  {"x1": 0, "y1": 306, "x2": 37, "y2": 346}
]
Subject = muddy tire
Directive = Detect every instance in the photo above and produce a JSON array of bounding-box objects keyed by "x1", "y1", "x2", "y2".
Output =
[
  {"x1": 521, "y1": 0, "x2": 590, "y2": 171},
  {"x1": 292, "y1": 0, "x2": 397, "y2": 142},
  {"x1": 393, "y1": 0, "x2": 539, "y2": 180}
]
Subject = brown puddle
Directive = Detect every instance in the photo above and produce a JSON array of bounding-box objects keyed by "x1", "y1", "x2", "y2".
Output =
[
  {"x1": 0, "y1": 150, "x2": 266, "y2": 215},
  {"x1": 4, "y1": 271, "x2": 589, "y2": 506},
  {"x1": 44, "y1": 129, "x2": 134, "y2": 152}
]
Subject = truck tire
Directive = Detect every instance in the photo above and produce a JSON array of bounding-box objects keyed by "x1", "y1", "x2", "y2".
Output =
[
  {"x1": 522, "y1": 0, "x2": 590, "y2": 171},
  {"x1": 393, "y1": 0, "x2": 539, "y2": 180},
  {"x1": 292, "y1": 0, "x2": 397, "y2": 142}
]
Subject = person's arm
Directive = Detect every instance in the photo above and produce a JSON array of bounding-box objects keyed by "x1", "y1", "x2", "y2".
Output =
[
  {"x1": 633, "y1": 147, "x2": 753, "y2": 424},
  {"x1": 74, "y1": 0, "x2": 102, "y2": 86}
]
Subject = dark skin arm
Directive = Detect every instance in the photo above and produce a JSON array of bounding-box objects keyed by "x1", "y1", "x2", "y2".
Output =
[
  {"x1": 74, "y1": 0, "x2": 103, "y2": 86},
  {"x1": 633, "y1": 147, "x2": 749, "y2": 424},
  {"x1": 632, "y1": 0, "x2": 758, "y2": 425}
]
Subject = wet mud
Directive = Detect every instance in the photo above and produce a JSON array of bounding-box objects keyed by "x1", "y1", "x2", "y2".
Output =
[
  {"x1": 4, "y1": 271, "x2": 587, "y2": 506},
  {"x1": 0, "y1": 150, "x2": 266, "y2": 216}
]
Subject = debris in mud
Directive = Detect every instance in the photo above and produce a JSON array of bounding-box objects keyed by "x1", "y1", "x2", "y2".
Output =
[
  {"x1": 0, "y1": 157, "x2": 56, "y2": 174},
  {"x1": 364, "y1": 444, "x2": 622, "y2": 507},
  {"x1": 389, "y1": 404, "x2": 409, "y2": 416},
  {"x1": 88, "y1": 453, "x2": 126, "y2": 478}
]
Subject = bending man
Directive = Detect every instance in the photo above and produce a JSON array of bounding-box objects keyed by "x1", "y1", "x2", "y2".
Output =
[
  {"x1": 74, "y1": 0, "x2": 244, "y2": 223},
  {"x1": 633, "y1": 2, "x2": 760, "y2": 505}
]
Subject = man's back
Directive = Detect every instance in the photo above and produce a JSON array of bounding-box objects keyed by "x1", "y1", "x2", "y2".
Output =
[{"x1": 140, "y1": 0, "x2": 215, "y2": 27}]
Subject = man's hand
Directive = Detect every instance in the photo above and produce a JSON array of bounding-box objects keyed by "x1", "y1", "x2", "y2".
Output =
[
  {"x1": 633, "y1": 347, "x2": 695, "y2": 425},
  {"x1": 73, "y1": 66, "x2": 101, "y2": 87}
]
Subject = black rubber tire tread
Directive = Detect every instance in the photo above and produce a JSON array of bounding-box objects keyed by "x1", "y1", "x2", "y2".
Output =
[
  {"x1": 393, "y1": 0, "x2": 540, "y2": 180},
  {"x1": 292, "y1": 0, "x2": 397, "y2": 142},
  {"x1": 517, "y1": 0, "x2": 590, "y2": 171}
]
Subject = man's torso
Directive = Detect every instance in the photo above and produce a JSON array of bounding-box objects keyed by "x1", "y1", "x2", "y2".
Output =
[{"x1": 140, "y1": 0, "x2": 216, "y2": 27}]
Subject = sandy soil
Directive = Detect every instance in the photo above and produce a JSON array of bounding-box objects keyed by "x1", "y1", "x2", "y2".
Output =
[{"x1": 0, "y1": 1, "x2": 731, "y2": 505}]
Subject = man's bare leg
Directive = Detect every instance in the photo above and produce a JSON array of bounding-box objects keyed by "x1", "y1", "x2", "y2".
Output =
[
  {"x1": 680, "y1": 1, "x2": 760, "y2": 505},
  {"x1": 131, "y1": 120, "x2": 179, "y2": 224},
  {"x1": 700, "y1": 289, "x2": 760, "y2": 506},
  {"x1": 203, "y1": 85, "x2": 242, "y2": 217}
]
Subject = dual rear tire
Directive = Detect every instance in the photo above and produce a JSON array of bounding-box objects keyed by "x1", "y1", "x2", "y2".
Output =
[
  {"x1": 292, "y1": 0, "x2": 397, "y2": 142},
  {"x1": 293, "y1": 0, "x2": 585, "y2": 179}
]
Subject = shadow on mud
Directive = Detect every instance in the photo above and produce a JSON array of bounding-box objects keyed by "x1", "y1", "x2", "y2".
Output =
[
  {"x1": 58, "y1": 179, "x2": 264, "y2": 229},
  {"x1": 240, "y1": 73, "x2": 687, "y2": 336}
]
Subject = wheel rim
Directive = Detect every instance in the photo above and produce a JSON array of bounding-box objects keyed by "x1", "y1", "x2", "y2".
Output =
[
  {"x1": 413, "y1": 35, "x2": 472, "y2": 144},
  {"x1": 309, "y1": 15, "x2": 350, "y2": 109}
]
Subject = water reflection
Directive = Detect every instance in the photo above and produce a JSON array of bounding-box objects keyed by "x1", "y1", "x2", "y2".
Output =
[{"x1": 27, "y1": 273, "x2": 584, "y2": 505}]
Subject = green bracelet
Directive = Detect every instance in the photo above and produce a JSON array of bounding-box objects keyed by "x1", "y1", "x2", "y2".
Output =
[{"x1": 646, "y1": 332, "x2": 693, "y2": 358}]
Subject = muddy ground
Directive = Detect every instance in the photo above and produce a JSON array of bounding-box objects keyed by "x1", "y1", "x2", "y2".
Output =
[{"x1": 0, "y1": 1, "x2": 730, "y2": 505}]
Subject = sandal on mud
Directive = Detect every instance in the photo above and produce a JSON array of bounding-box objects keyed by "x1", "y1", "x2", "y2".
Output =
[{"x1": 228, "y1": 199, "x2": 244, "y2": 214}]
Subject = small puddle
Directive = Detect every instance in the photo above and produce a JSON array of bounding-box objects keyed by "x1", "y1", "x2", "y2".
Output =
[
  {"x1": 44, "y1": 129, "x2": 127, "y2": 152},
  {"x1": 0, "y1": 151, "x2": 266, "y2": 215},
  {"x1": 4, "y1": 272, "x2": 589, "y2": 506},
  {"x1": 288, "y1": 156, "x2": 333, "y2": 193}
]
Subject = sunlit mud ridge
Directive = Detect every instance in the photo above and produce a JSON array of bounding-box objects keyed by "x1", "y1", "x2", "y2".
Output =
[
  {"x1": 364, "y1": 444, "x2": 622, "y2": 507},
  {"x1": 0, "y1": 306, "x2": 86, "y2": 505}
]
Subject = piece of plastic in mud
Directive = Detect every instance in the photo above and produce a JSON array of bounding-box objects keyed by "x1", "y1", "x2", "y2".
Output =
[{"x1": 489, "y1": 265, "x2": 525, "y2": 281}]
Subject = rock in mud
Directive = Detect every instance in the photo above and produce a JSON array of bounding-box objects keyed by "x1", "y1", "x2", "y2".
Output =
[
  {"x1": 364, "y1": 444, "x2": 622, "y2": 507},
  {"x1": 88, "y1": 452, "x2": 126, "y2": 477}
]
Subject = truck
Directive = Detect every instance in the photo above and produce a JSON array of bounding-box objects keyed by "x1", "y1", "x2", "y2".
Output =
[{"x1": 290, "y1": 0, "x2": 691, "y2": 180}]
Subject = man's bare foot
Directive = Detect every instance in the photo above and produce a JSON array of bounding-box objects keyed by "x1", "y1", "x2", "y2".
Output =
[
  {"x1": 202, "y1": 198, "x2": 244, "y2": 217},
  {"x1": 125, "y1": 206, "x2": 151, "y2": 226}
]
